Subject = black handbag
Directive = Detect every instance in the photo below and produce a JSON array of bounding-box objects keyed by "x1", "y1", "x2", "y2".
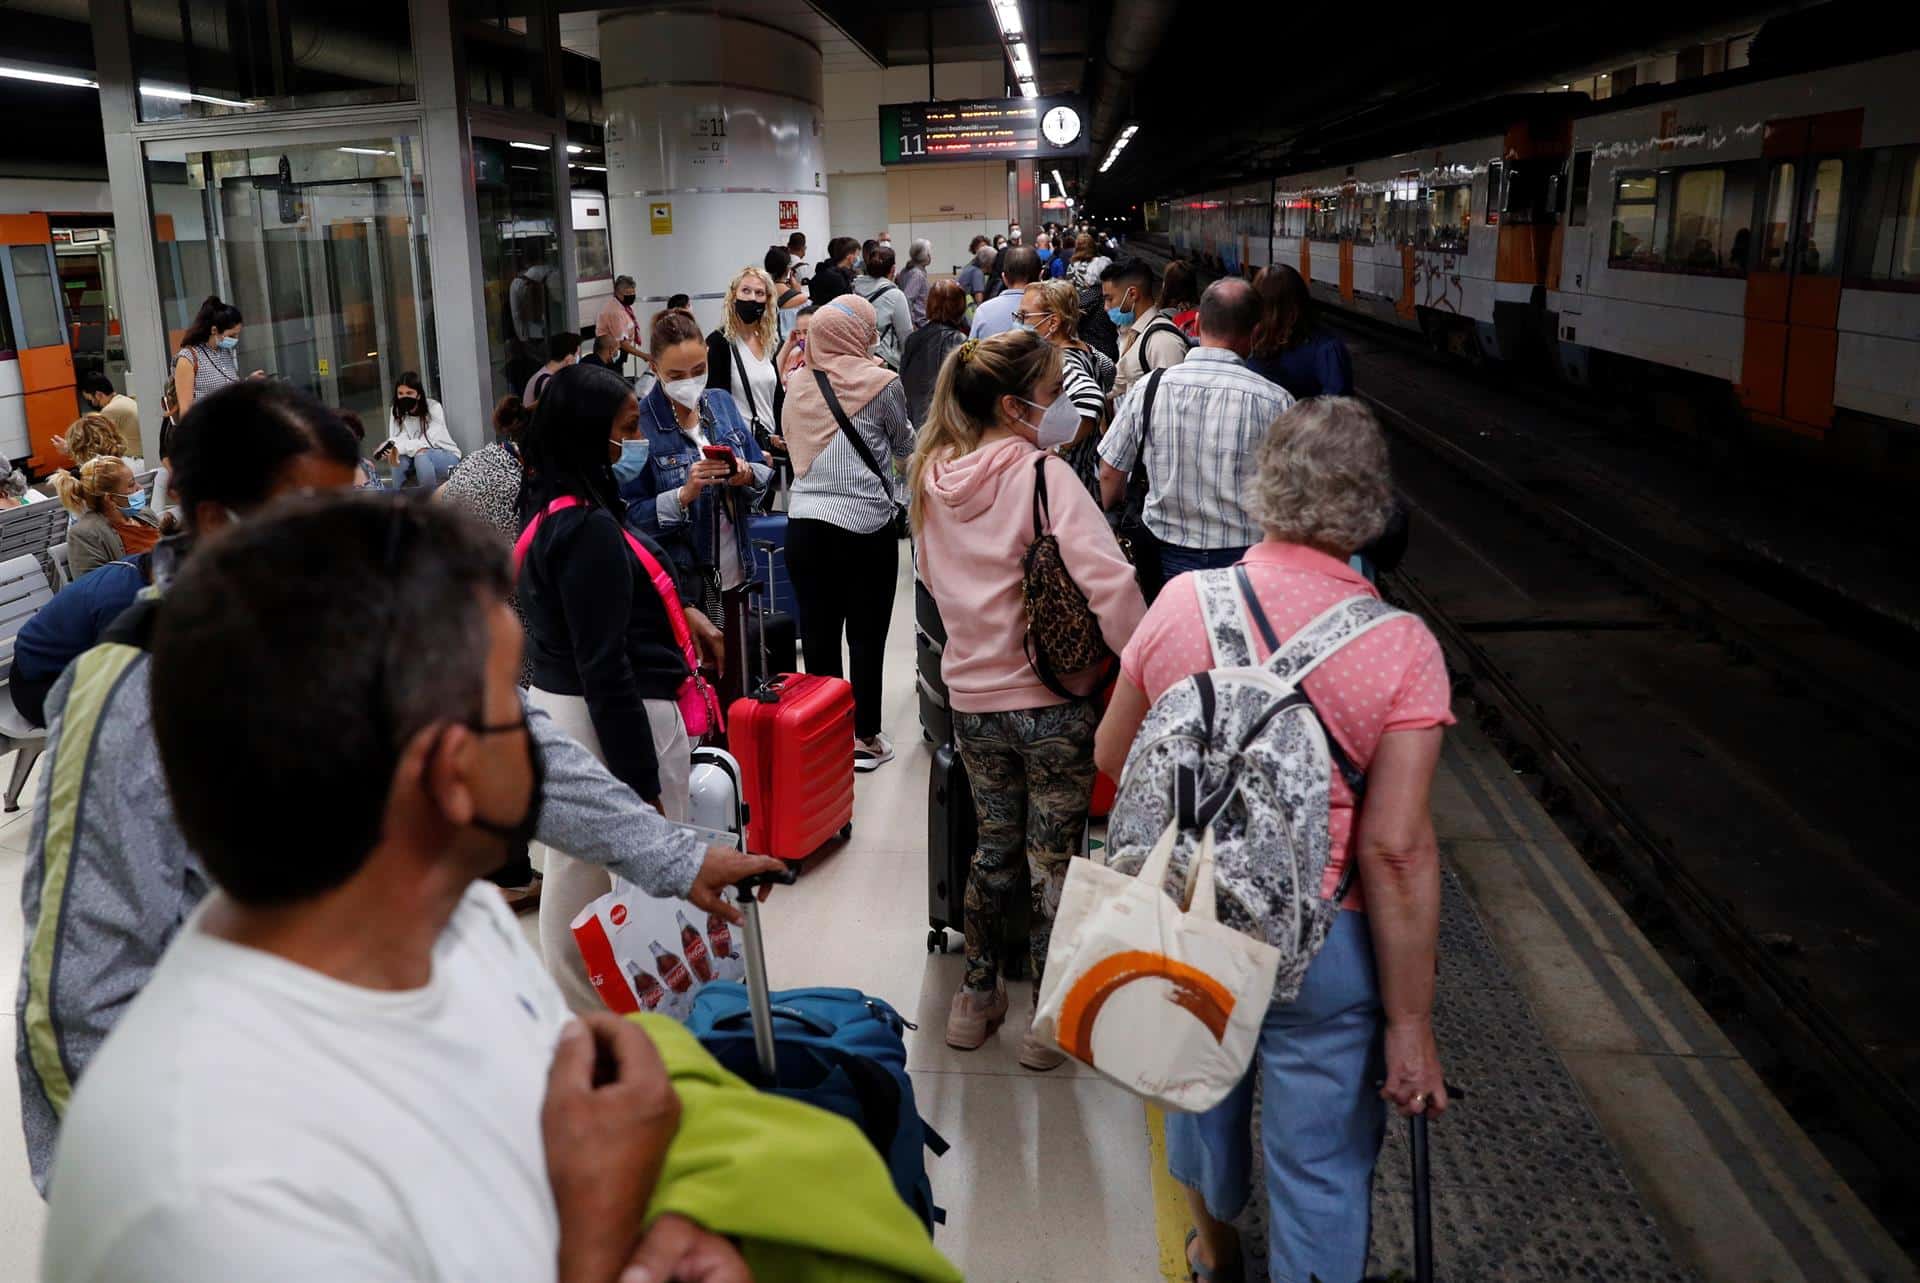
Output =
[
  {"x1": 812, "y1": 369, "x2": 909, "y2": 537},
  {"x1": 1022, "y1": 456, "x2": 1111, "y2": 701}
]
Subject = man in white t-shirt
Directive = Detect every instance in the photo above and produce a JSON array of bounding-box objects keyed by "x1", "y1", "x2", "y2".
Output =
[{"x1": 40, "y1": 497, "x2": 762, "y2": 1283}]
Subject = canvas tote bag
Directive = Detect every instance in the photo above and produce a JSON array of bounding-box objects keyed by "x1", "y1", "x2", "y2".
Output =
[{"x1": 1033, "y1": 821, "x2": 1280, "y2": 1112}]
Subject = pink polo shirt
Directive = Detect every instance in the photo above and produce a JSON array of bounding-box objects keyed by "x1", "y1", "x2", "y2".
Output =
[{"x1": 1119, "y1": 541, "x2": 1455, "y2": 909}]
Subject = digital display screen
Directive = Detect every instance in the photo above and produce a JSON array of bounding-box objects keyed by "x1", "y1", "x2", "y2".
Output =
[{"x1": 879, "y1": 96, "x2": 1090, "y2": 165}]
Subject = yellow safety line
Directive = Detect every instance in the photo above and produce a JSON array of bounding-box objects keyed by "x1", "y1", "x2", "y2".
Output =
[{"x1": 1145, "y1": 1107, "x2": 1191, "y2": 1281}]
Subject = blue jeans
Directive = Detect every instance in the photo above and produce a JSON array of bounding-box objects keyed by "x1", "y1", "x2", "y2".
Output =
[
  {"x1": 1157, "y1": 542, "x2": 1249, "y2": 588},
  {"x1": 404, "y1": 447, "x2": 461, "y2": 490},
  {"x1": 1166, "y1": 912, "x2": 1385, "y2": 1283}
]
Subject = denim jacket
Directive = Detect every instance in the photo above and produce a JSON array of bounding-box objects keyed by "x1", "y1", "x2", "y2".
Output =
[{"x1": 624, "y1": 383, "x2": 771, "y2": 581}]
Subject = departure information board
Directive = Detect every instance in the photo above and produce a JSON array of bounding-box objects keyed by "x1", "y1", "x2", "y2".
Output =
[{"x1": 879, "y1": 96, "x2": 1090, "y2": 165}]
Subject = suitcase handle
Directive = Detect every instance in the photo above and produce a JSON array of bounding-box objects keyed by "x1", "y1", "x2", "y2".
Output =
[
  {"x1": 734, "y1": 867, "x2": 797, "y2": 894},
  {"x1": 709, "y1": 1002, "x2": 836, "y2": 1039}
]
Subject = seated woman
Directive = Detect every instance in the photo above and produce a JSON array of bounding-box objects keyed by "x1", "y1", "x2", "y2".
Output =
[
  {"x1": 624, "y1": 308, "x2": 770, "y2": 706},
  {"x1": 1094, "y1": 397, "x2": 1450, "y2": 1283},
  {"x1": 376, "y1": 371, "x2": 462, "y2": 490},
  {"x1": 54, "y1": 412, "x2": 143, "y2": 474},
  {"x1": 53, "y1": 456, "x2": 162, "y2": 579}
]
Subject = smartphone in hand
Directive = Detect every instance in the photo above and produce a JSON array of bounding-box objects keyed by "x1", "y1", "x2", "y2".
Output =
[{"x1": 701, "y1": 444, "x2": 737, "y2": 477}]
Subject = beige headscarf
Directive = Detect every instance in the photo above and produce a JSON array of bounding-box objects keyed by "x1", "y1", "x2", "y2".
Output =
[{"x1": 782, "y1": 293, "x2": 899, "y2": 481}]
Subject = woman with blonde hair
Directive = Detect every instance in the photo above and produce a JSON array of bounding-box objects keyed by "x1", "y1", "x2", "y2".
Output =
[
  {"x1": 909, "y1": 330, "x2": 1143, "y2": 1064},
  {"x1": 53, "y1": 412, "x2": 142, "y2": 472},
  {"x1": 1016, "y1": 278, "x2": 1113, "y2": 498},
  {"x1": 53, "y1": 456, "x2": 162, "y2": 578},
  {"x1": 705, "y1": 264, "x2": 782, "y2": 455}
]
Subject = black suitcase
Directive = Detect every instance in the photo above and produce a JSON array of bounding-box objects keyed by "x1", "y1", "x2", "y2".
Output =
[
  {"x1": 926, "y1": 742, "x2": 1026, "y2": 977},
  {"x1": 915, "y1": 577, "x2": 946, "y2": 647},
  {"x1": 749, "y1": 609, "x2": 799, "y2": 677},
  {"x1": 916, "y1": 628, "x2": 952, "y2": 745}
]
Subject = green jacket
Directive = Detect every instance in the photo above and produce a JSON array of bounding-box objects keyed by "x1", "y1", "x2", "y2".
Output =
[{"x1": 635, "y1": 1015, "x2": 963, "y2": 1283}]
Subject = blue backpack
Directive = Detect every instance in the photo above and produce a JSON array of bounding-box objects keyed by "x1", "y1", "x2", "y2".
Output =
[{"x1": 689, "y1": 983, "x2": 949, "y2": 1231}]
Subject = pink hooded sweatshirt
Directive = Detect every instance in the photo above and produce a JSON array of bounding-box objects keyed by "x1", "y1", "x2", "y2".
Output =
[{"x1": 916, "y1": 436, "x2": 1146, "y2": 713}]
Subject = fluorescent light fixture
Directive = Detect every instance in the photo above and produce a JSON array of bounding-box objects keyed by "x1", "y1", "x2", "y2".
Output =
[
  {"x1": 338, "y1": 146, "x2": 394, "y2": 156},
  {"x1": 0, "y1": 65, "x2": 97, "y2": 89},
  {"x1": 139, "y1": 83, "x2": 252, "y2": 107},
  {"x1": 1051, "y1": 167, "x2": 1065, "y2": 192},
  {"x1": 1098, "y1": 123, "x2": 1138, "y2": 174},
  {"x1": 992, "y1": 0, "x2": 1023, "y2": 38},
  {"x1": 581, "y1": 165, "x2": 607, "y2": 172},
  {"x1": 1040, "y1": 182, "x2": 1051, "y2": 201},
  {"x1": 1008, "y1": 40, "x2": 1032, "y2": 79},
  {"x1": 566, "y1": 144, "x2": 584, "y2": 154},
  {"x1": 510, "y1": 141, "x2": 551, "y2": 152},
  {"x1": 1017, "y1": 77, "x2": 1037, "y2": 99}
]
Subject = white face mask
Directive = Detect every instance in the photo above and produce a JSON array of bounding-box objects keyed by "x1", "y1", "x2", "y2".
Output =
[
  {"x1": 1018, "y1": 394, "x2": 1080, "y2": 450},
  {"x1": 663, "y1": 376, "x2": 705, "y2": 410}
]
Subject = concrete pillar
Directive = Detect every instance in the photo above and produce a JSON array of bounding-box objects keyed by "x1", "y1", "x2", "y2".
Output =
[{"x1": 599, "y1": 9, "x2": 828, "y2": 336}]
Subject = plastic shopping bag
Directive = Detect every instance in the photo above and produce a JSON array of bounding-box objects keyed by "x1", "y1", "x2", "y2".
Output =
[
  {"x1": 1032, "y1": 826, "x2": 1279, "y2": 1112},
  {"x1": 572, "y1": 880, "x2": 748, "y2": 1021}
]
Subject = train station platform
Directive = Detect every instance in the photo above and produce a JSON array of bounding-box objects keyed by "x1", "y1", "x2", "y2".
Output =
[{"x1": 0, "y1": 554, "x2": 1910, "y2": 1281}]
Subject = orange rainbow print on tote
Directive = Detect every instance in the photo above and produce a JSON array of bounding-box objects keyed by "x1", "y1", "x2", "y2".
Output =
[{"x1": 1056, "y1": 951, "x2": 1236, "y2": 1065}]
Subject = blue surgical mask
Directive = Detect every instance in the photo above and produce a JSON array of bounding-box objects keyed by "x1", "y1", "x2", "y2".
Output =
[
  {"x1": 1036, "y1": 248, "x2": 1053, "y2": 263},
  {"x1": 121, "y1": 490, "x2": 148, "y2": 514},
  {"x1": 216, "y1": 335, "x2": 239, "y2": 351},
  {"x1": 611, "y1": 437, "x2": 651, "y2": 484},
  {"x1": 1107, "y1": 306, "x2": 1135, "y2": 328}
]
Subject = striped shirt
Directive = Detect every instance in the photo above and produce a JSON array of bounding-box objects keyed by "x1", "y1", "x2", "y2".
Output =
[
  {"x1": 788, "y1": 379, "x2": 914, "y2": 534},
  {"x1": 1097, "y1": 347, "x2": 1295, "y2": 551}
]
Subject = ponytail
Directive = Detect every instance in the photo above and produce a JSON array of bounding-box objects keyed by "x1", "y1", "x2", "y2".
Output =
[
  {"x1": 182, "y1": 295, "x2": 243, "y2": 349},
  {"x1": 906, "y1": 329, "x2": 1059, "y2": 534},
  {"x1": 52, "y1": 456, "x2": 131, "y2": 518}
]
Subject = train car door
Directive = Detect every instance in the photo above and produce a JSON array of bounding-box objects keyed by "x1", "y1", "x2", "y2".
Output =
[
  {"x1": 1738, "y1": 110, "x2": 1860, "y2": 431},
  {"x1": 1338, "y1": 181, "x2": 1357, "y2": 302},
  {"x1": 0, "y1": 216, "x2": 77, "y2": 471}
]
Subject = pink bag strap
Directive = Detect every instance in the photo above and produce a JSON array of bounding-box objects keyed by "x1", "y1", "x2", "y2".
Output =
[{"x1": 513, "y1": 495, "x2": 701, "y2": 672}]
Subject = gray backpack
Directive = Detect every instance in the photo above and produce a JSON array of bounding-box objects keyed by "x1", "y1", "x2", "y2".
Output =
[
  {"x1": 863, "y1": 280, "x2": 902, "y2": 370},
  {"x1": 1106, "y1": 566, "x2": 1407, "y2": 1002}
]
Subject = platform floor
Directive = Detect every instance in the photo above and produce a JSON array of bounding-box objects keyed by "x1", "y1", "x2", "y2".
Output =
[{"x1": 0, "y1": 553, "x2": 1910, "y2": 1281}]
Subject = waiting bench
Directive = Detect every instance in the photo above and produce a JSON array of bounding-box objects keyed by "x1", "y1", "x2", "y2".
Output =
[{"x1": 0, "y1": 552, "x2": 56, "y2": 810}]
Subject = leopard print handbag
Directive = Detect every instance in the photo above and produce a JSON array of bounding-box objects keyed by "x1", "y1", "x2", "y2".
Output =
[{"x1": 1022, "y1": 455, "x2": 1111, "y2": 699}]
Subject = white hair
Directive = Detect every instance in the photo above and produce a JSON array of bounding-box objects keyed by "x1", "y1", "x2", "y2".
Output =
[
  {"x1": 1252, "y1": 397, "x2": 1394, "y2": 555},
  {"x1": 909, "y1": 238, "x2": 932, "y2": 267}
]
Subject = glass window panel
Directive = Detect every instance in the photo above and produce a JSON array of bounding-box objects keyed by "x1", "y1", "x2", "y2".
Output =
[
  {"x1": 1485, "y1": 161, "x2": 1503, "y2": 224},
  {"x1": 1428, "y1": 186, "x2": 1470, "y2": 250},
  {"x1": 0, "y1": 274, "x2": 15, "y2": 355},
  {"x1": 1800, "y1": 157, "x2": 1844, "y2": 275},
  {"x1": 465, "y1": 0, "x2": 554, "y2": 116},
  {"x1": 9, "y1": 247, "x2": 66, "y2": 349},
  {"x1": 135, "y1": 0, "x2": 415, "y2": 122},
  {"x1": 576, "y1": 227, "x2": 612, "y2": 282},
  {"x1": 143, "y1": 134, "x2": 436, "y2": 434},
  {"x1": 1759, "y1": 161, "x2": 1797, "y2": 271},
  {"x1": 1610, "y1": 173, "x2": 1658, "y2": 264},
  {"x1": 1900, "y1": 154, "x2": 1920, "y2": 280},
  {"x1": 475, "y1": 135, "x2": 563, "y2": 404},
  {"x1": 1570, "y1": 152, "x2": 1594, "y2": 228},
  {"x1": 1667, "y1": 168, "x2": 1726, "y2": 270},
  {"x1": 1719, "y1": 163, "x2": 1759, "y2": 274}
]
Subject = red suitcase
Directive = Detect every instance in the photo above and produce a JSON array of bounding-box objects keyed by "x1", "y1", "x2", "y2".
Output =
[{"x1": 730, "y1": 674, "x2": 856, "y2": 862}]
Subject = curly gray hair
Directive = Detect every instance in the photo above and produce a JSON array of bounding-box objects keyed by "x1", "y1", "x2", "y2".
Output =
[{"x1": 1251, "y1": 397, "x2": 1394, "y2": 555}]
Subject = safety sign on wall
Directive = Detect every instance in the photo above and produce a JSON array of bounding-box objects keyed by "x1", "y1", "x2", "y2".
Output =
[
  {"x1": 779, "y1": 200, "x2": 799, "y2": 230},
  {"x1": 650, "y1": 202, "x2": 673, "y2": 236}
]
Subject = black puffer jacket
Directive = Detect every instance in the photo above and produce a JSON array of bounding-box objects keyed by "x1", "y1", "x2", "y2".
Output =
[{"x1": 899, "y1": 322, "x2": 967, "y2": 429}]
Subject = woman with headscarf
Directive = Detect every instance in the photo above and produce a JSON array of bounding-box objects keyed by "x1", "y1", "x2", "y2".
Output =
[{"x1": 781, "y1": 294, "x2": 915, "y2": 771}]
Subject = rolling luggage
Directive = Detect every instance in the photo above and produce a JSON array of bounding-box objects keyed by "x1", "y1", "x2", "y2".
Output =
[
  {"x1": 749, "y1": 608, "x2": 799, "y2": 677},
  {"x1": 915, "y1": 577, "x2": 953, "y2": 745},
  {"x1": 691, "y1": 867, "x2": 950, "y2": 1233},
  {"x1": 926, "y1": 742, "x2": 1028, "y2": 976},
  {"x1": 730, "y1": 542, "x2": 855, "y2": 863},
  {"x1": 746, "y1": 513, "x2": 800, "y2": 623}
]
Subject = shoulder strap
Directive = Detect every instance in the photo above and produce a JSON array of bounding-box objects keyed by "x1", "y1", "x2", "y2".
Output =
[
  {"x1": 1030, "y1": 453, "x2": 1052, "y2": 538},
  {"x1": 811, "y1": 369, "x2": 893, "y2": 498},
  {"x1": 1139, "y1": 365, "x2": 1166, "y2": 449},
  {"x1": 1192, "y1": 568, "x2": 1257, "y2": 669},
  {"x1": 730, "y1": 342, "x2": 764, "y2": 432},
  {"x1": 869, "y1": 281, "x2": 896, "y2": 301},
  {"x1": 778, "y1": 287, "x2": 801, "y2": 307}
]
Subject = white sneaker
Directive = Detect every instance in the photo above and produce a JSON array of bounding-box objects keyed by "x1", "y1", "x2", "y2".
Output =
[{"x1": 854, "y1": 734, "x2": 894, "y2": 772}]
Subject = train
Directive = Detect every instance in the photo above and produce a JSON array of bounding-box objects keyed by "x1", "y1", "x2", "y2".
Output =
[{"x1": 1160, "y1": 49, "x2": 1920, "y2": 476}]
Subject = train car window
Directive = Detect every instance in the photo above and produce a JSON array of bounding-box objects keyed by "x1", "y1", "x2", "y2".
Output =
[
  {"x1": 1759, "y1": 161, "x2": 1798, "y2": 272},
  {"x1": 1569, "y1": 152, "x2": 1594, "y2": 228},
  {"x1": 1609, "y1": 174, "x2": 1659, "y2": 265},
  {"x1": 1799, "y1": 158, "x2": 1846, "y2": 276},
  {"x1": 1846, "y1": 146, "x2": 1920, "y2": 284},
  {"x1": 1356, "y1": 192, "x2": 1379, "y2": 245},
  {"x1": 1667, "y1": 169, "x2": 1727, "y2": 271},
  {"x1": 8, "y1": 248, "x2": 66, "y2": 350},
  {"x1": 575, "y1": 228, "x2": 613, "y2": 282},
  {"x1": 0, "y1": 276, "x2": 15, "y2": 357},
  {"x1": 1485, "y1": 162, "x2": 1504, "y2": 225},
  {"x1": 1428, "y1": 185, "x2": 1471, "y2": 251}
]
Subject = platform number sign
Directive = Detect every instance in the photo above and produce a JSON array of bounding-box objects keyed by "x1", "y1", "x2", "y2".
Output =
[
  {"x1": 779, "y1": 200, "x2": 799, "y2": 231},
  {"x1": 690, "y1": 111, "x2": 728, "y2": 167}
]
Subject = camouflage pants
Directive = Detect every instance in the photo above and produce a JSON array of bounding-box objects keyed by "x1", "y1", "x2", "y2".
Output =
[{"x1": 953, "y1": 700, "x2": 1099, "y2": 992}]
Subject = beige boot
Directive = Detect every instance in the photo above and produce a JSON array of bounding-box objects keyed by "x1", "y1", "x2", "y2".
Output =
[
  {"x1": 944, "y1": 982, "x2": 1009, "y2": 1050},
  {"x1": 1019, "y1": 991, "x2": 1069, "y2": 1071}
]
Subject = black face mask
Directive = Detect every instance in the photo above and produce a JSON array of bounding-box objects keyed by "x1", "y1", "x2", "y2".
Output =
[
  {"x1": 396, "y1": 396, "x2": 421, "y2": 412},
  {"x1": 619, "y1": 293, "x2": 637, "y2": 306},
  {"x1": 468, "y1": 717, "x2": 546, "y2": 866},
  {"x1": 733, "y1": 298, "x2": 767, "y2": 326}
]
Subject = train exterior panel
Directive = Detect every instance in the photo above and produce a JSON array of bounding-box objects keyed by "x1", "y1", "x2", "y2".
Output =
[{"x1": 1558, "y1": 49, "x2": 1920, "y2": 431}]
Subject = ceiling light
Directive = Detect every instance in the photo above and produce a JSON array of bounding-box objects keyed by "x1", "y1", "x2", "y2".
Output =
[
  {"x1": 1599, "y1": 73, "x2": 1609, "y2": 79},
  {"x1": 338, "y1": 147, "x2": 394, "y2": 156},
  {"x1": 991, "y1": 0, "x2": 1023, "y2": 38},
  {"x1": 580, "y1": 165, "x2": 607, "y2": 172},
  {"x1": 510, "y1": 141, "x2": 551, "y2": 152},
  {"x1": 566, "y1": 144, "x2": 584, "y2": 154},
  {"x1": 1017, "y1": 77, "x2": 1037, "y2": 99},
  {"x1": 1009, "y1": 41, "x2": 1032, "y2": 79},
  {"x1": 1051, "y1": 167, "x2": 1065, "y2": 192},
  {"x1": 1098, "y1": 123, "x2": 1137, "y2": 174},
  {"x1": 0, "y1": 65, "x2": 97, "y2": 89}
]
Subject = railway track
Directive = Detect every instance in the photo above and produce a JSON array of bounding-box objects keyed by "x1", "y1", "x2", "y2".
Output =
[{"x1": 1366, "y1": 368, "x2": 1920, "y2": 1244}]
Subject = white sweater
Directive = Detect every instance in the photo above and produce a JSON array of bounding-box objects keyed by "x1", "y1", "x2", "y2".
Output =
[{"x1": 384, "y1": 399, "x2": 460, "y2": 458}]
